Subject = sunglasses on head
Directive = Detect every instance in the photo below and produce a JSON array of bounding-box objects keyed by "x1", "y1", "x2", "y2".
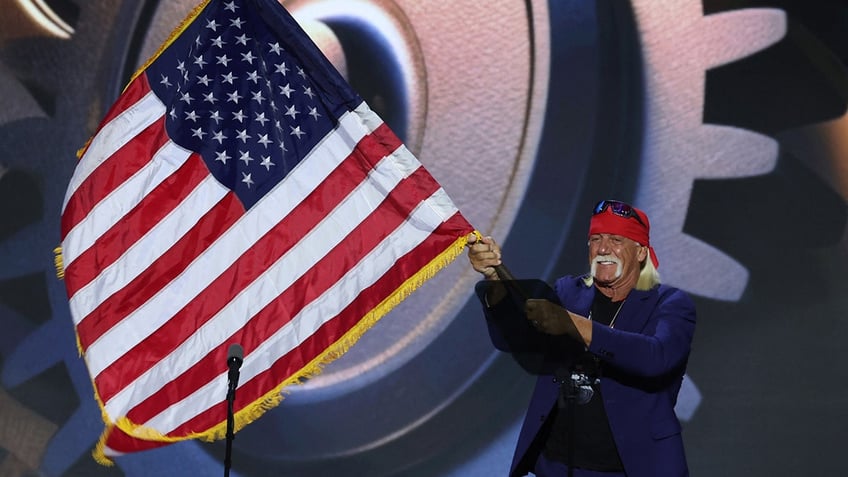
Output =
[{"x1": 593, "y1": 200, "x2": 646, "y2": 226}]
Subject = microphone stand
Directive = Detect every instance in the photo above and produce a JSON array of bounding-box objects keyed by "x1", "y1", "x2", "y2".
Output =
[
  {"x1": 224, "y1": 381, "x2": 236, "y2": 477},
  {"x1": 224, "y1": 344, "x2": 243, "y2": 477}
]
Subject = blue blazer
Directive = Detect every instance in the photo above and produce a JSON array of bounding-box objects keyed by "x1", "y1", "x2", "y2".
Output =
[{"x1": 480, "y1": 276, "x2": 696, "y2": 477}]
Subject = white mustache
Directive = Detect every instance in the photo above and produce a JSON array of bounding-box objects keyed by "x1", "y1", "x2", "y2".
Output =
[
  {"x1": 593, "y1": 255, "x2": 621, "y2": 266},
  {"x1": 591, "y1": 255, "x2": 622, "y2": 279}
]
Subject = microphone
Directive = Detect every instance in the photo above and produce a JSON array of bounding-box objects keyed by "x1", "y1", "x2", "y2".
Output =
[{"x1": 227, "y1": 343, "x2": 243, "y2": 391}]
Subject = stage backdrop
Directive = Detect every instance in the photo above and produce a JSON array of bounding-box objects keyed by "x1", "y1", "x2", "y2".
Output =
[{"x1": 1, "y1": 0, "x2": 846, "y2": 476}]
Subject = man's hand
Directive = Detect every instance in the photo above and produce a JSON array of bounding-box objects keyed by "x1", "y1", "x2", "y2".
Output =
[
  {"x1": 467, "y1": 233, "x2": 502, "y2": 280},
  {"x1": 525, "y1": 298, "x2": 589, "y2": 344}
]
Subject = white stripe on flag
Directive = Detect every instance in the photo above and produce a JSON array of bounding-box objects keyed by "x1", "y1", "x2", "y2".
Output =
[
  {"x1": 62, "y1": 140, "x2": 193, "y2": 271},
  {"x1": 62, "y1": 90, "x2": 165, "y2": 212},
  {"x1": 68, "y1": 173, "x2": 227, "y2": 326}
]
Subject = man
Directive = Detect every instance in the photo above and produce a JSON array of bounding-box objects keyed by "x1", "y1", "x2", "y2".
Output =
[{"x1": 468, "y1": 200, "x2": 696, "y2": 477}]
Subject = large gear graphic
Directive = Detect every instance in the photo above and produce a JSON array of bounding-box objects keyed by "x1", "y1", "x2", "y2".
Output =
[
  {"x1": 677, "y1": 1, "x2": 848, "y2": 474},
  {"x1": 1, "y1": 0, "x2": 846, "y2": 476}
]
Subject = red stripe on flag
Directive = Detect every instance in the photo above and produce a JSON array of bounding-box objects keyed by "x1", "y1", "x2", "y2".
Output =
[
  {"x1": 75, "y1": 192, "x2": 244, "y2": 351},
  {"x1": 61, "y1": 117, "x2": 171, "y2": 241},
  {"x1": 97, "y1": 75, "x2": 155, "y2": 143},
  {"x1": 64, "y1": 154, "x2": 211, "y2": 297},
  {"x1": 102, "y1": 427, "x2": 167, "y2": 454}
]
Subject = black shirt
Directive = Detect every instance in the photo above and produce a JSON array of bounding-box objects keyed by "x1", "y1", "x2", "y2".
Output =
[{"x1": 542, "y1": 291, "x2": 624, "y2": 471}]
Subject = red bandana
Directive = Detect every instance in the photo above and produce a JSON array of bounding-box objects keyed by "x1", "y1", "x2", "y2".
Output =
[{"x1": 588, "y1": 206, "x2": 659, "y2": 268}]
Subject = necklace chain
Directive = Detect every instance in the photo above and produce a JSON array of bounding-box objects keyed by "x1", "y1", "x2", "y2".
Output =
[{"x1": 588, "y1": 300, "x2": 625, "y2": 329}]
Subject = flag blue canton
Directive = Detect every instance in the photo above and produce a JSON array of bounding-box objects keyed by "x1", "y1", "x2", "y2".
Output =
[{"x1": 146, "y1": 0, "x2": 348, "y2": 209}]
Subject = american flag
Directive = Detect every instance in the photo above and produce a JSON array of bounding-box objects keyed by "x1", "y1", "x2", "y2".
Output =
[{"x1": 60, "y1": 0, "x2": 473, "y2": 462}]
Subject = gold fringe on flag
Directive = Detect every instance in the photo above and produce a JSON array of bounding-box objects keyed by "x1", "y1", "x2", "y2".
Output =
[
  {"x1": 54, "y1": 246, "x2": 64, "y2": 279},
  {"x1": 93, "y1": 427, "x2": 117, "y2": 467}
]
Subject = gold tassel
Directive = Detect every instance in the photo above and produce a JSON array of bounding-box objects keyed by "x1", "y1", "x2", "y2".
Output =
[
  {"x1": 92, "y1": 428, "x2": 116, "y2": 466},
  {"x1": 54, "y1": 246, "x2": 64, "y2": 279}
]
